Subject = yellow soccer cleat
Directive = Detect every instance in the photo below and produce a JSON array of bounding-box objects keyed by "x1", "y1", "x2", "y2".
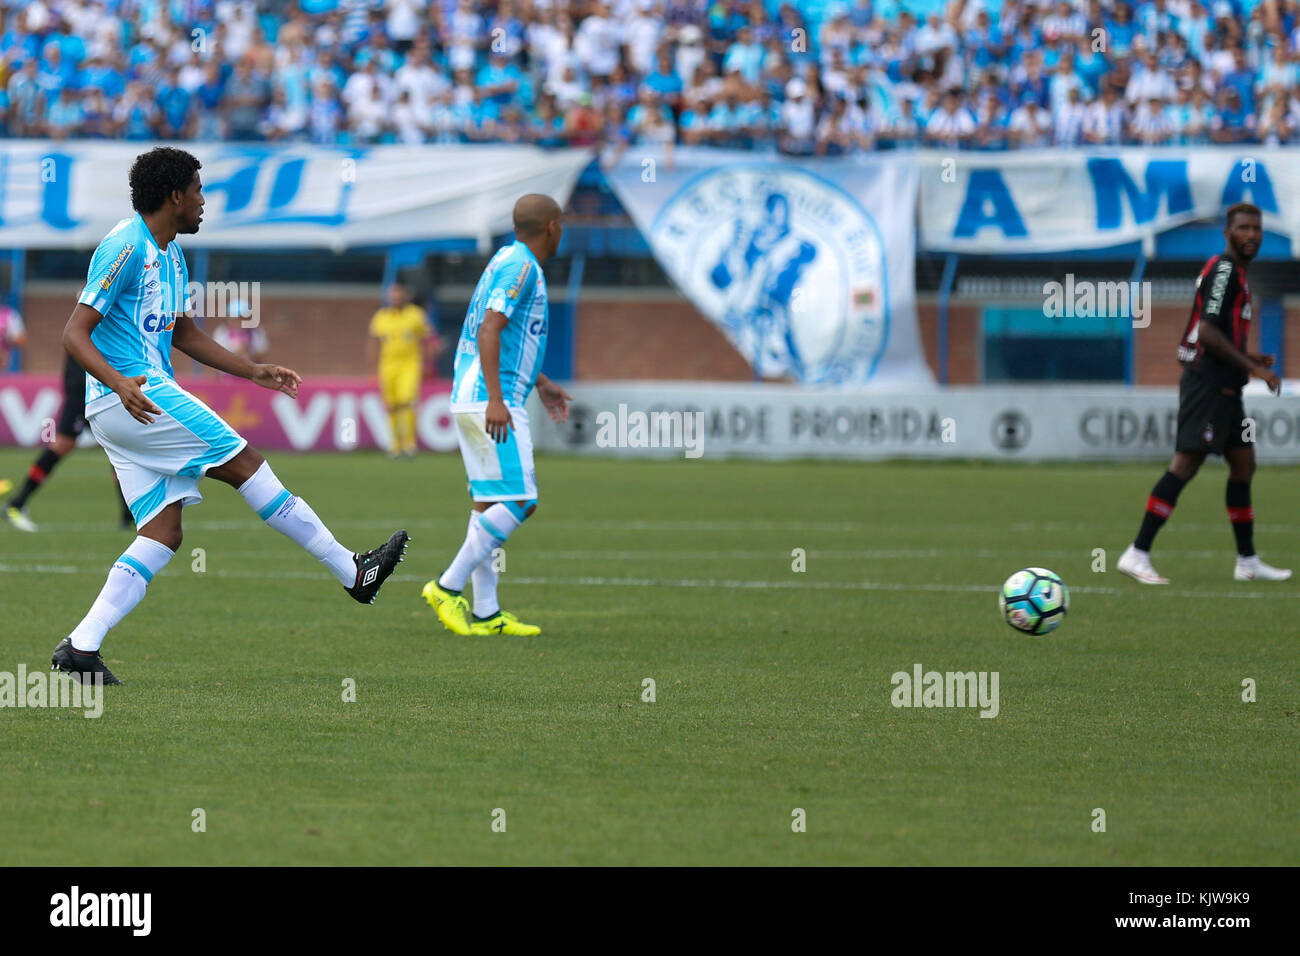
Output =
[
  {"x1": 421, "y1": 579, "x2": 471, "y2": 635},
  {"x1": 0, "y1": 478, "x2": 11, "y2": 495},
  {"x1": 470, "y1": 610, "x2": 541, "y2": 637},
  {"x1": 6, "y1": 506, "x2": 37, "y2": 533}
]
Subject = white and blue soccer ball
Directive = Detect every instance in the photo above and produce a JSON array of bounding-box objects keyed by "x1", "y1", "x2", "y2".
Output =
[{"x1": 999, "y1": 567, "x2": 1069, "y2": 635}]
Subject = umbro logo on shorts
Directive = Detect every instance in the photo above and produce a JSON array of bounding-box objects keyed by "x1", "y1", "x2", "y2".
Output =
[{"x1": 362, "y1": 566, "x2": 379, "y2": 587}]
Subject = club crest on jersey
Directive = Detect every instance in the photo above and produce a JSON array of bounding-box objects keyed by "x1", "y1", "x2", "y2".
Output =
[{"x1": 99, "y1": 244, "x2": 135, "y2": 291}]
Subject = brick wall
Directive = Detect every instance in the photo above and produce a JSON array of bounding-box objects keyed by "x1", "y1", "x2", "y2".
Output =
[
  {"x1": 18, "y1": 285, "x2": 384, "y2": 377},
  {"x1": 14, "y1": 283, "x2": 1299, "y2": 384},
  {"x1": 574, "y1": 294, "x2": 752, "y2": 381}
]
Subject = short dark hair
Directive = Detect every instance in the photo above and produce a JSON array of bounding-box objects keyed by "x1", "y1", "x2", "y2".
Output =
[
  {"x1": 129, "y1": 147, "x2": 201, "y2": 214},
  {"x1": 1226, "y1": 202, "x2": 1261, "y2": 226}
]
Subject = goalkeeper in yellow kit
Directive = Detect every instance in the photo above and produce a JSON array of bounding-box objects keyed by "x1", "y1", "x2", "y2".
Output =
[{"x1": 368, "y1": 282, "x2": 441, "y2": 457}]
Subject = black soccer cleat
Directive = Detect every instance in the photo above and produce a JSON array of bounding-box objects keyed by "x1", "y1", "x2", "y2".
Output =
[
  {"x1": 345, "y1": 530, "x2": 410, "y2": 605},
  {"x1": 51, "y1": 638, "x2": 122, "y2": 685}
]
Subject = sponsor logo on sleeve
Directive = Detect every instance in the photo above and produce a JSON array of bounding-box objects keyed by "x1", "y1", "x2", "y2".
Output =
[
  {"x1": 98, "y1": 244, "x2": 135, "y2": 291},
  {"x1": 507, "y1": 262, "x2": 532, "y2": 299}
]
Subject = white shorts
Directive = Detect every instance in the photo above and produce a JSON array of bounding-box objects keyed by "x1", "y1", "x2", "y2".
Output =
[
  {"x1": 89, "y1": 372, "x2": 247, "y2": 529},
  {"x1": 451, "y1": 403, "x2": 537, "y2": 502}
]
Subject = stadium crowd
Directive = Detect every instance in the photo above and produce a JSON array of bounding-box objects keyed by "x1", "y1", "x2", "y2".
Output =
[{"x1": 4, "y1": 0, "x2": 1300, "y2": 152}]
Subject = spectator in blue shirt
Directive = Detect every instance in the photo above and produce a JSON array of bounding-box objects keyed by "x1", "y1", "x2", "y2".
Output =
[
  {"x1": 116, "y1": 81, "x2": 160, "y2": 140},
  {"x1": 1211, "y1": 86, "x2": 1253, "y2": 142},
  {"x1": 157, "y1": 68, "x2": 194, "y2": 139},
  {"x1": 476, "y1": 52, "x2": 522, "y2": 106},
  {"x1": 723, "y1": 25, "x2": 765, "y2": 84},
  {"x1": 644, "y1": 48, "x2": 685, "y2": 108},
  {"x1": 78, "y1": 55, "x2": 126, "y2": 101},
  {"x1": 6, "y1": 60, "x2": 44, "y2": 136},
  {"x1": 1105, "y1": 3, "x2": 1139, "y2": 58},
  {"x1": 45, "y1": 87, "x2": 85, "y2": 141}
]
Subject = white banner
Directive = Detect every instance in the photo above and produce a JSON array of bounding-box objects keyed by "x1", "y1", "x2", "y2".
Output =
[
  {"x1": 917, "y1": 147, "x2": 1300, "y2": 255},
  {"x1": 530, "y1": 381, "x2": 1300, "y2": 462},
  {"x1": 0, "y1": 141, "x2": 592, "y2": 251},
  {"x1": 604, "y1": 147, "x2": 932, "y2": 387}
]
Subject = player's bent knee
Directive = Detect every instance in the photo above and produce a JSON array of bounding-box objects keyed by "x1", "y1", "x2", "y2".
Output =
[
  {"x1": 144, "y1": 528, "x2": 182, "y2": 552},
  {"x1": 504, "y1": 499, "x2": 537, "y2": 522}
]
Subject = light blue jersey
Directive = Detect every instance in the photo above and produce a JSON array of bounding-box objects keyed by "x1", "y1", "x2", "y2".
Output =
[
  {"x1": 77, "y1": 214, "x2": 189, "y2": 417},
  {"x1": 450, "y1": 240, "x2": 548, "y2": 410}
]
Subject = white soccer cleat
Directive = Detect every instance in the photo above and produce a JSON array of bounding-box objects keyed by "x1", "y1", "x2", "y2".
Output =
[
  {"x1": 4, "y1": 506, "x2": 37, "y2": 533},
  {"x1": 1234, "y1": 556, "x2": 1293, "y2": 581},
  {"x1": 1117, "y1": 544, "x2": 1169, "y2": 585}
]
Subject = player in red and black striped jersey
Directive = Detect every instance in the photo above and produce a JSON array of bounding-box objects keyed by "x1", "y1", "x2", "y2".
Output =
[{"x1": 1119, "y1": 203, "x2": 1291, "y2": 584}]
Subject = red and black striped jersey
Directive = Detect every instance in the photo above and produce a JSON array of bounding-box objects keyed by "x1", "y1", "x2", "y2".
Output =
[{"x1": 1177, "y1": 254, "x2": 1252, "y2": 388}]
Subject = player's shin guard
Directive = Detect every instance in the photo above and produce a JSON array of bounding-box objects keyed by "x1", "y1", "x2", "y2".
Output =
[
  {"x1": 1134, "y1": 471, "x2": 1186, "y2": 551},
  {"x1": 237, "y1": 460, "x2": 356, "y2": 586},
  {"x1": 9, "y1": 449, "x2": 62, "y2": 508},
  {"x1": 1226, "y1": 481, "x2": 1255, "y2": 557},
  {"x1": 68, "y1": 537, "x2": 175, "y2": 652},
  {"x1": 439, "y1": 501, "x2": 532, "y2": 592}
]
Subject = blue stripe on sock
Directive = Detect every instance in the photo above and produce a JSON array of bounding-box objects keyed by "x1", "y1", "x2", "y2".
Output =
[
  {"x1": 116, "y1": 554, "x2": 153, "y2": 583},
  {"x1": 503, "y1": 500, "x2": 528, "y2": 522},
  {"x1": 476, "y1": 514, "x2": 508, "y2": 542},
  {"x1": 257, "y1": 489, "x2": 292, "y2": 521}
]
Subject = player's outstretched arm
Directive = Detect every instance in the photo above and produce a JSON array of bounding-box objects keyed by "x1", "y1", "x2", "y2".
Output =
[
  {"x1": 63, "y1": 303, "x2": 162, "y2": 424},
  {"x1": 1198, "y1": 321, "x2": 1281, "y2": 393},
  {"x1": 172, "y1": 313, "x2": 301, "y2": 397}
]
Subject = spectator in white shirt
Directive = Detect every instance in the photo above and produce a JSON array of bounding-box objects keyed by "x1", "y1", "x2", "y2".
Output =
[
  {"x1": 1126, "y1": 51, "x2": 1177, "y2": 104},
  {"x1": 623, "y1": 0, "x2": 662, "y2": 76},
  {"x1": 1008, "y1": 92, "x2": 1053, "y2": 146},
  {"x1": 923, "y1": 89, "x2": 977, "y2": 147},
  {"x1": 574, "y1": 2, "x2": 621, "y2": 77},
  {"x1": 386, "y1": 0, "x2": 426, "y2": 53},
  {"x1": 1130, "y1": 95, "x2": 1175, "y2": 143},
  {"x1": 1054, "y1": 85, "x2": 1089, "y2": 146},
  {"x1": 780, "y1": 78, "x2": 817, "y2": 154},
  {"x1": 1083, "y1": 83, "x2": 1128, "y2": 143},
  {"x1": 396, "y1": 45, "x2": 450, "y2": 114},
  {"x1": 390, "y1": 88, "x2": 429, "y2": 143}
]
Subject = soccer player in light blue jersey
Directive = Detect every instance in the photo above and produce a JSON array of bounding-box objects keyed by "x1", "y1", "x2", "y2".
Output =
[
  {"x1": 422, "y1": 194, "x2": 573, "y2": 636},
  {"x1": 51, "y1": 147, "x2": 409, "y2": 686}
]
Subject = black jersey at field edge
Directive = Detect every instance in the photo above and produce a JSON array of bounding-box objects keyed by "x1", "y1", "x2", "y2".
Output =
[{"x1": 1177, "y1": 254, "x2": 1252, "y2": 390}]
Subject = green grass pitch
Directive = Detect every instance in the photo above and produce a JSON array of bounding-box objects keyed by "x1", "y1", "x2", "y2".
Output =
[{"x1": 1, "y1": 447, "x2": 1297, "y2": 865}]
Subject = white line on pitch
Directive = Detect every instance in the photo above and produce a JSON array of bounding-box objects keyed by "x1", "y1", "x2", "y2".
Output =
[{"x1": 0, "y1": 563, "x2": 1294, "y2": 600}]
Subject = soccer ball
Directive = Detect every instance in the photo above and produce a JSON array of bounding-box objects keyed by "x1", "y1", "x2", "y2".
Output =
[{"x1": 999, "y1": 567, "x2": 1069, "y2": 635}]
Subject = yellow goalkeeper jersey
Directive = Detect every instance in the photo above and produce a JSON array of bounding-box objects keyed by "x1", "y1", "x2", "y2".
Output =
[{"x1": 370, "y1": 304, "x2": 428, "y2": 366}]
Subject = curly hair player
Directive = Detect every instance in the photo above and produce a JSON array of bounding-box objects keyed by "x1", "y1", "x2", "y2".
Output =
[
  {"x1": 52, "y1": 147, "x2": 410, "y2": 685},
  {"x1": 1118, "y1": 203, "x2": 1290, "y2": 585}
]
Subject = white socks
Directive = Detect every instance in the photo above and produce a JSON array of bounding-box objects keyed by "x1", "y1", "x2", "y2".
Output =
[
  {"x1": 468, "y1": 509, "x2": 501, "y2": 617},
  {"x1": 238, "y1": 461, "x2": 356, "y2": 586},
  {"x1": 69, "y1": 536, "x2": 176, "y2": 652},
  {"x1": 439, "y1": 503, "x2": 523, "y2": 593}
]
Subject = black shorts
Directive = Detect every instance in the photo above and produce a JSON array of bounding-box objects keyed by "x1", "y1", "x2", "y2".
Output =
[
  {"x1": 1175, "y1": 367, "x2": 1249, "y2": 456},
  {"x1": 57, "y1": 354, "x2": 88, "y2": 437}
]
